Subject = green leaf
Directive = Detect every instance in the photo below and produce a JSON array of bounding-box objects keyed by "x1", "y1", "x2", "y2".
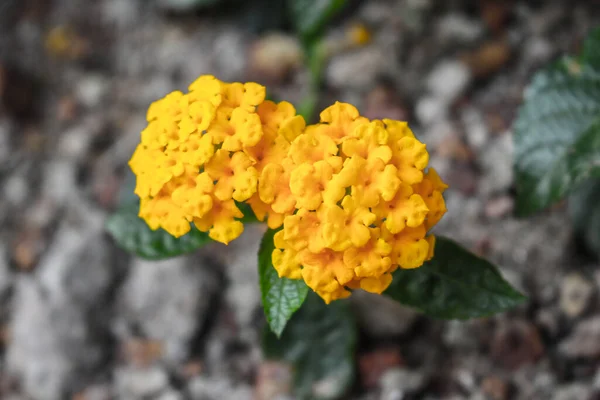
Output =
[
  {"x1": 513, "y1": 28, "x2": 600, "y2": 216},
  {"x1": 583, "y1": 27, "x2": 600, "y2": 69},
  {"x1": 287, "y1": 0, "x2": 346, "y2": 42},
  {"x1": 259, "y1": 229, "x2": 309, "y2": 337},
  {"x1": 263, "y1": 292, "x2": 356, "y2": 400},
  {"x1": 513, "y1": 56, "x2": 600, "y2": 216},
  {"x1": 106, "y1": 204, "x2": 212, "y2": 260},
  {"x1": 237, "y1": 201, "x2": 261, "y2": 224},
  {"x1": 384, "y1": 236, "x2": 527, "y2": 319},
  {"x1": 568, "y1": 178, "x2": 600, "y2": 258}
]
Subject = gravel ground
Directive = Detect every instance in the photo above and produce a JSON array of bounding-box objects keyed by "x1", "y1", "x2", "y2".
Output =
[{"x1": 1, "y1": 1, "x2": 600, "y2": 399}]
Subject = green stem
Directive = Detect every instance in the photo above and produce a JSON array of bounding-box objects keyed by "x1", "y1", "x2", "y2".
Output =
[{"x1": 297, "y1": 41, "x2": 326, "y2": 123}]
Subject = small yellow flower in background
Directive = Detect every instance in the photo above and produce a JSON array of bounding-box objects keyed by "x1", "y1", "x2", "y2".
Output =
[
  {"x1": 270, "y1": 102, "x2": 448, "y2": 303},
  {"x1": 130, "y1": 75, "x2": 448, "y2": 303},
  {"x1": 130, "y1": 75, "x2": 299, "y2": 244},
  {"x1": 347, "y1": 23, "x2": 372, "y2": 46}
]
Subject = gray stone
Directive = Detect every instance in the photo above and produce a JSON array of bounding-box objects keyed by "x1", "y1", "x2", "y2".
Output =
[
  {"x1": 0, "y1": 244, "x2": 12, "y2": 297},
  {"x1": 212, "y1": 28, "x2": 249, "y2": 82},
  {"x1": 415, "y1": 96, "x2": 448, "y2": 126},
  {"x1": 436, "y1": 14, "x2": 484, "y2": 44},
  {"x1": 222, "y1": 224, "x2": 264, "y2": 337},
  {"x1": 58, "y1": 123, "x2": 95, "y2": 162},
  {"x1": 115, "y1": 254, "x2": 220, "y2": 366},
  {"x1": 513, "y1": 366, "x2": 556, "y2": 400},
  {"x1": 479, "y1": 133, "x2": 514, "y2": 195},
  {"x1": 76, "y1": 74, "x2": 109, "y2": 108},
  {"x1": 425, "y1": 60, "x2": 471, "y2": 105},
  {"x1": 461, "y1": 107, "x2": 489, "y2": 152},
  {"x1": 114, "y1": 365, "x2": 171, "y2": 400},
  {"x1": 42, "y1": 160, "x2": 77, "y2": 205},
  {"x1": 6, "y1": 211, "x2": 117, "y2": 400},
  {"x1": 101, "y1": 0, "x2": 138, "y2": 28},
  {"x1": 4, "y1": 174, "x2": 29, "y2": 206},
  {"x1": 379, "y1": 368, "x2": 427, "y2": 400},
  {"x1": 552, "y1": 384, "x2": 593, "y2": 400},
  {"x1": 523, "y1": 37, "x2": 554, "y2": 64},
  {"x1": 559, "y1": 316, "x2": 600, "y2": 358},
  {"x1": 0, "y1": 119, "x2": 12, "y2": 168},
  {"x1": 326, "y1": 47, "x2": 392, "y2": 91},
  {"x1": 188, "y1": 376, "x2": 253, "y2": 400}
]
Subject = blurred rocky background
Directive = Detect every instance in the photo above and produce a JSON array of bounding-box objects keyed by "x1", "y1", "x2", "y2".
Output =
[{"x1": 0, "y1": 0, "x2": 600, "y2": 399}]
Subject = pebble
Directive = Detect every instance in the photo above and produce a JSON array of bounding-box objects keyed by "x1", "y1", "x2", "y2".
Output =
[
  {"x1": 0, "y1": 244, "x2": 10, "y2": 297},
  {"x1": 523, "y1": 36, "x2": 554, "y2": 65},
  {"x1": 379, "y1": 368, "x2": 427, "y2": 400},
  {"x1": 479, "y1": 133, "x2": 514, "y2": 195},
  {"x1": 436, "y1": 13, "x2": 484, "y2": 44},
  {"x1": 485, "y1": 196, "x2": 515, "y2": 219},
  {"x1": 559, "y1": 273, "x2": 594, "y2": 318},
  {"x1": 326, "y1": 47, "x2": 391, "y2": 91},
  {"x1": 249, "y1": 34, "x2": 303, "y2": 84},
  {"x1": 415, "y1": 96, "x2": 448, "y2": 126},
  {"x1": 116, "y1": 254, "x2": 220, "y2": 367},
  {"x1": 559, "y1": 316, "x2": 600, "y2": 358},
  {"x1": 359, "y1": 346, "x2": 404, "y2": 389},
  {"x1": 425, "y1": 60, "x2": 472, "y2": 105},
  {"x1": 222, "y1": 224, "x2": 265, "y2": 341},
  {"x1": 121, "y1": 338, "x2": 163, "y2": 368},
  {"x1": 76, "y1": 74, "x2": 108, "y2": 108},
  {"x1": 4, "y1": 174, "x2": 29, "y2": 206},
  {"x1": 461, "y1": 107, "x2": 489, "y2": 152},
  {"x1": 188, "y1": 376, "x2": 253, "y2": 400},
  {"x1": 42, "y1": 160, "x2": 77, "y2": 204},
  {"x1": 212, "y1": 29, "x2": 248, "y2": 82},
  {"x1": 255, "y1": 361, "x2": 293, "y2": 400},
  {"x1": 461, "y1": 40, "x2": 512, "y2": 79},
  {"x1": 481, "y1": 376, "x2": 509, "y2": 400},
  {"x1": 552, "y1": 383, "x2": 593, "y2": 400},
  {"x1": 114, "y1": 365, "x2": 171, "y2": 399},
  {"x1": 0, "y1": 119, "x2": 12, "y2": 167}
]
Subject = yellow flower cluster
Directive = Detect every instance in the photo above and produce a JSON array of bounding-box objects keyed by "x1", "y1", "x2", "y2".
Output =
[
  {"x1": 130, "y1": 75, "x2": 448, "y2": 303},
  {"x1": 129, "y1": 75, "x2": 304, "y2": 244},
  {"x1": 269, "y1": 103, "x2": 447, "y2": 303}
]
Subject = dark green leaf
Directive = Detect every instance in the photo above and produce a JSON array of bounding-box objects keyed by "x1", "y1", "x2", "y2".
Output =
[
  {"x1": 583, "y1": 27, "x2": 600, "y2": 69},
  {"x1": 287, "y1": 0, "x2": 346, "y2": 42},
  {"x1": 568, "y1": 178, "x2": 600, "y2": 258},
  {"x1": 106, "y1": 204, "x2": 212, "y2": 260},
  {"x1": 238, "y1": 0, "x2": 287, "y2": 33},
  {"x1": 259, "y1": 229, "x2": 309, "y2": 337},
  {"x1": 237, "y1": 201, "x2": 261, "y2": 224},
  {"x1": 513, "y1": 56, "x2": 600, "y2": 215},
  {"x1": 385, "y1": 236, "x2": 527, "y2": 319},
  {"x1": 263, "y1": 292, "x2": 356, "y2": 400},
  {"x1": 117, "y1": 169, "x2": 139, "y2": 206}
]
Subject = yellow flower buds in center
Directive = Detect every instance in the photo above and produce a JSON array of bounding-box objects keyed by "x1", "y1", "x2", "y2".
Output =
[
  {"x1": 268, "y1": 102, "x2": 447, "y2": 303},
  {"x1": 129, "y1": 75, "x2": 301, "y2": 244}
]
